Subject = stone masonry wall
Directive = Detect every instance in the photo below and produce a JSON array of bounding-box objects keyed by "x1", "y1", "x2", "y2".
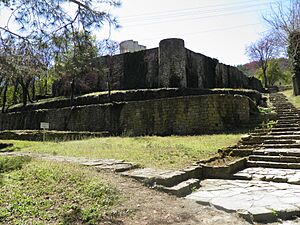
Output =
[
  {"x1": 0, "y1": 94, "x2": 251, "y2": 136},
  {"x1": 52, "y1": 38, "x2": 264, "y2": 96}
]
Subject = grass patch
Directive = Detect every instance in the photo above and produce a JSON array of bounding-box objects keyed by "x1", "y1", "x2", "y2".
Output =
[
  {"x1": 5, "y1": 134, "x2": 244, "y2": 169},
  {"x1": 0, "y1": 158, "x2": 120, "y2": 224},
  {"x1": 0, "y1": 156, "x2": 31, "y2": 173},
  {"x1": 281, "y1": 89, "x2": 300, "y2": 108}
]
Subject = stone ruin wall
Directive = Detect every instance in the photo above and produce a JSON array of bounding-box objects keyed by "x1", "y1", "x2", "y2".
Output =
[
  {"x1": 52, "y1": 38, "x2": 263, "y2": 96},
  {"x1": 0, "y1": 94, "x2": 251, "y2": 136},
  {"x1": 86, "y1": 38, "x2": 263, "y2": 93},
  {"x1": 1, "y1": 38, "x2": 263, "y2": 136}
]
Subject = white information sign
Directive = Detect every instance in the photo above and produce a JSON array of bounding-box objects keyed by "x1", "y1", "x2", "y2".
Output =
[{"x1": 40, "y1": 122, "x2": 50, "y2": 129}]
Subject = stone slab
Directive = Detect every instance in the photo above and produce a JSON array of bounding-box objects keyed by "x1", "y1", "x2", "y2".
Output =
[
  {"x1": 234, "y1": 167, "x2": 300, "y2": 185},
  {"x1": 186, "y1": 179, "x2": 300, "y2": 223}
]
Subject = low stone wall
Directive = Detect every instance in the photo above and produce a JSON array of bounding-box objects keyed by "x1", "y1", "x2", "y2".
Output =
[
  {"x1": 8, "y1": 88, "x2": 262, "y2": 113},
  {"x1": 0, "y1": 94, "x2": 252, "y2": 136}
]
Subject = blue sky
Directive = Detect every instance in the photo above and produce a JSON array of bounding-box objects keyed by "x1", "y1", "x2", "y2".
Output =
[
  {"x1": 103, "y1": 0, "x2": 285, "y2": 65},
  {"x1": 0, "y1": 0, "x2": 286, "y2": 66}
]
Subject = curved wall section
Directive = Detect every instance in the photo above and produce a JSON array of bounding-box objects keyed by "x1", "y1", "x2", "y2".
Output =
[{"x1": 0, "y1": 94, "x2": 251, "y2": 136}]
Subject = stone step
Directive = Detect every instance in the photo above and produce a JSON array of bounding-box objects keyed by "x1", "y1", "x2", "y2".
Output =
[
  {"x1": 258, "y1": 135, "x2": 300, "y2": 140},
  {"x1": 236, "y1": 144, "x2": 261, "y2": 149},
  {"x1": 270, "y1": 131, "x2": 300, "y2": 136},
  {"x1": 276, "y1": 111, "x2": 298, "y2": 114},
  {"x1": 257, "y1": 127, "x2": 300, "y2": 132},
  {"x1": 254, "y1": 148, "x2": 300, "y2": 157},
  {"x1": 274, "y1": 106, "x2": 296, "y2": 109},
  {"x1": 262, "y1": 143, "x2": 300, "y2": 148},
  {"x1": 277, "y1": 119, "x2": 300, "y2": 123},
  {"x1": 233, "y1": 167, "x2": 300, "y2": 185},
  {"x1": 276, "y1": 113, "x2": 299, "y2": 117},
  {"x1": 277, "y1": 122, "x2": 300, "y2": 126},
  {"x1": 249, "y1": 155, "x2": 300, "y2": 163},
  {"x1": 263, "y1": 139, "x2": 297, "y2": 144},
  {"x1": 275, "y1": 110, "x2": 296, "y2": 112},
  {"x1": 274, "y1": 124, "x2": 300, "y2": 128},
  {"x1": 278, "y1": 114, "x2": 299, "y2": 118},
  {"x1": 249, "y1": 132, "x2": 269, "y2": 137},
  {"x1": 156, "y1": 178, "x2": 200, "y2": 197},
  {"x1": 276, "y1": 109, "x2": 298, "y2": 112},
  {"x1": 241, "y1": 139, "x2": 297, "y2": 145},
  {"x1": 277, "y1": 115, "x2": 300, "y2": 119},
  {"x1": 121, "y1": 166, "x2": 202, "y2": 187},
  {"x1": 247, "y1": 160, "x2": 300, "y2": 169},
  {"x1": 274, "y1": 103, "x2": 296, "y2": 107}
]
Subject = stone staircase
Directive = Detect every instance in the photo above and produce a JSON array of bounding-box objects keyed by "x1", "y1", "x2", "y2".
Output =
[
  {"x1": 186, "y1": 92, "x2": 300, "y2": 223},
  {"x1": 239, "y1": 93, "x2": 300, "y2": 172}
]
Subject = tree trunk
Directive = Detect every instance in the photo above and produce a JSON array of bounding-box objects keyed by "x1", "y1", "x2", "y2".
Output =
[
  {"x1": 289, "y1": 32, "x2": 300, "y2": 95},
  {"x1": 32, "y1": 79, "x2": 36, "y2": 101},
  {"x1": 70, "y1": 77, "x2": 75, "y2": 105},
  {"x1": 2, "y1": 83, "x2": 8, "y2": 113},
  {"x1": 22, "y1": 86, "x2": 28, "y2": 106},
  {"x1": 12, "y1": 82, "x2": 19, "y2": 104},
  {"x1": 262, "y1": 67, "x2": 268, "y2": 88},
  {"x1": 20, "y1": 81, "x2": 31, "y2": 106}
]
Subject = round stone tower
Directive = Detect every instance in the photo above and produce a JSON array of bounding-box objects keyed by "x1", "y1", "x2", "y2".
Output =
[{"x1": 158, "y1": 38, "x2": 187, "y2": 88}]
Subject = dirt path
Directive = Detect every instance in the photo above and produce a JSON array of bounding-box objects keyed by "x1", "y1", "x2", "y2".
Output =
[
  {"x1": 94, "y1": 170, "x2": 254, "y2": 225},
  {"x1": 0, "y1": 151, "x2": 255, "y2": 224}
]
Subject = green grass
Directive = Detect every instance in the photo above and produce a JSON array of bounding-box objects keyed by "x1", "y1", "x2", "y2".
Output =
[
  {"x1": 0, "y1": 156, "x2": 120, "y2": 224},
  {"x1": 5, "y1": 134, "x2": 244, "y2": 169},
  {"x1": 282, "y1": 89, "x2": 300, "y2": 108}
]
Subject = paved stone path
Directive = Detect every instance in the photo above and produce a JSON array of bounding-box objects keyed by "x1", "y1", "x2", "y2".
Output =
[
  {"x1": 186, "y1": 93, "x2": 300, "y2": 223},
  {"x1": 234, "y1": 167, "x2": 300, "y2": 184},
  {"x1": 0, "y1": 151, "x2": 137, "y2": 172},
  {"x1": 187, "y1": 179, "x2": 300, "y2": 223}
]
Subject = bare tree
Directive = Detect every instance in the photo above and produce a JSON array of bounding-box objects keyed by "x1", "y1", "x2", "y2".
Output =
[
  {"x1": 264, "y1": 0, "x2": 300, "y2": 50},
  {"x1": 246, "y1": 34, "x2": 278, "y2": 88},
  {"x1": 264, "y1": 0, "x2": 300, "y2": 94}
]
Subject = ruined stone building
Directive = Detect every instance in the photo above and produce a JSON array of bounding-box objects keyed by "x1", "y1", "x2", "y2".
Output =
[
  {"x1": 2, "y1": 38, "x2": 264, "y2": 135},
  {"x1": 53, "y1": 38, "x2": 263, "y2": 96}
]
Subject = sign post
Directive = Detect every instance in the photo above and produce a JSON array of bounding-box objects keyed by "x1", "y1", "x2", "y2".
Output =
[{"x1": 40, "y1": 122, "x2": 50, "y2": 142}]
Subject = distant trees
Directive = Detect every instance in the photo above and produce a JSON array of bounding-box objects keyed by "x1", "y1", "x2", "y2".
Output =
[
  {"x1": 0, "y1": 0, "x2": 121, "y2": 109},
  {"x1": 245, "y1": 0, "x2": 300, "y2": 89},
  {"x1": 263, "y1": 0, "x2": 300, "y2": 94},
  {"x1": 0, "y1": 0, "x2": 120, "y2": 45},
  {"x1": 241, "y1": 58, "x2": 291, "y2": 87},
  {"x1": 0, "y1": 38, "x2": 47, "y2": 108},
  {"x1": 264, "y1": 0, "x2": 300, "y2": 53},
  {"x1": 246, "y1": 35, "x2": 279, "y2": 87},
  {"x1": 255, "y1": 59, "x2": 289, "y2": 86},
  {"x1": 53, "y1": 31, "x2": 99, "y2": 102}
]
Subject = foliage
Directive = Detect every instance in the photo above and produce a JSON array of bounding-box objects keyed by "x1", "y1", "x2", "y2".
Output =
[
  {"x1": 52, "y1": 31, "x2": 100, "y2": 98},
  {"x1": 243, "y1": 58, "x2": 292, "y2": 86},
  {"x1": 261, "y1": 120, "x2": 278, "y2": 129},
  {"x1": 255, "y1": 59, "x2": 288, "y2": 86},
  {"x1": 0, "y1": 38, "x2": 48, "y2": 108},
  {"x1": 236, "y1": 65, "x2": 252, "y2": 77},
  {"x1": 264, "y1": 0, "x2": 300, "y2": 54},
  {"x1": 0, "y1": 0, "x2": 121, "y2": 45},
  {"x1": 0, "y1": 158, "x2": 120, "y2": 224},
  {"x1": 282, "y1": 89, "x2": 300, "y2": 108},
  {"x1": 6, "y1": 134, "x2": 246, "y2": 169},
  {"x1": 0, "y1": 156, "x2": 31, "y2": 173},
  {"x1": 0, "y1": 0, "x2": 121, "y2": 107}
]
